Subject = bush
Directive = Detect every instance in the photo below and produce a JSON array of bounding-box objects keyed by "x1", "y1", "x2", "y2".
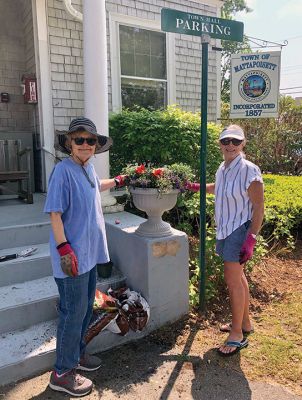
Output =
[
  {"x1": 109, "y1": 106, "x2": 222, "y2": 181},
  {"x1": 263, "y1": 175, "x2": 302, "y2": 227},
  {"x1": 164, "y1": 192, "x2": 223, "y2": 305},
  {"x1": 262, "y1": 174, "x2": 302, "y2": 251}
]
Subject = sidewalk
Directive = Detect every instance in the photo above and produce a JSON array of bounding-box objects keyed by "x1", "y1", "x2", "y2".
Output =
[{"x1": 2, "y1": 317, "x2": 301, "y2": 400}]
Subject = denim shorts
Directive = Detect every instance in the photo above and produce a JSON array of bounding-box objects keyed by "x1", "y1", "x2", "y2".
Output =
[{"x1": 216, "y1": 221, "x2": 251, "y2": 263}]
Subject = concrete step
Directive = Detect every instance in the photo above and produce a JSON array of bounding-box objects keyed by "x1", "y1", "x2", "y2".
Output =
[
  {"x1": 0, "y1": 276, "x2": 58, "y2": 335},
  {"x1": 0, "y1": 319, "x2": 57, "y2": 387},
  {"x1": 0, "y1": 267, "x2": 126, "y2": 334},
  {"x1": 0, "y1": 243, "x2": 52, "y2": 287},
  {"x1": 0, "y1": 317, "x2": 148, "y2": 386},
  {"x1": 0, "y1": 222, "x2": 51, "y2": 250}
]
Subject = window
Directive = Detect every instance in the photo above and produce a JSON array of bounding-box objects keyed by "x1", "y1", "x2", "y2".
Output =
[
  {"x1": 119, "y1": 25, "x2": 167, "y2": 110},
  {"x1": 109, "y1": 13, "x2": 175, "y2": 112}
]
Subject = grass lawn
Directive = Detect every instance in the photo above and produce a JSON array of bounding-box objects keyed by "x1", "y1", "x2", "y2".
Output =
[{"x1": 244, "y1": 291, "x2": 302, "y2": 386}]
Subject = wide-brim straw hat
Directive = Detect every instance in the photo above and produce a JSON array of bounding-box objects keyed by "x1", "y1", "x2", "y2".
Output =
[{"x1": 55, "y1": 116, "x2": 113, "y2": 154}]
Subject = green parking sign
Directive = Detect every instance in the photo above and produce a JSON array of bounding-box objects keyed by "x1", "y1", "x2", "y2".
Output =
[{"x1": 161, "y1": 8, "x2": 243, "y2": 42}]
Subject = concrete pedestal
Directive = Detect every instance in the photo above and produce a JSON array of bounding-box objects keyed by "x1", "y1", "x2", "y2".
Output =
[{"x1": 104, "y1": 212, "x2": 189, "y2": 329}]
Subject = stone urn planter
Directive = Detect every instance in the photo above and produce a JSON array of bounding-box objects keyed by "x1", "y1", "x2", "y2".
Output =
[{"x1": 129, "y1": 188, "x2": 179, "y2": 237}]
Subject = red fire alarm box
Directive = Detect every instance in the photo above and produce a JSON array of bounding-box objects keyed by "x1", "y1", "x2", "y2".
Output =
[{"x1": 22, "y1": 76, "x2": 38, "y2": 104}]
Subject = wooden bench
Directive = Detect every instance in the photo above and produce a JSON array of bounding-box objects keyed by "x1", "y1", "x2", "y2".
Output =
[{"x1": 0, "y1": 139, "x2": 33, "y2": 204}]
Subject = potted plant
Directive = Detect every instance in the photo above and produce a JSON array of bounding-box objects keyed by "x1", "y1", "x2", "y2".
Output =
[{"x1": 122, "y1": 163, "x2": 196, "y2": 237}]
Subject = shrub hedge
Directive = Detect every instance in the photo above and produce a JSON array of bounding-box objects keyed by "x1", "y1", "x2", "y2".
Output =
[
  {"x1": 109, "y1": 106, "x2": 222, "y2": 181},
  {"x1": 262, "y1": 175, "x2": 302, "y2": 248},
  {"x1": 263, "y1": 175, "x2": 302, "y2": 227}
]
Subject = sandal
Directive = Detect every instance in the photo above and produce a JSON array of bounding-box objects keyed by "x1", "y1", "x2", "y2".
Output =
[
  {"x1": 219, "y1": 323, "x2": 254, "y2": 335},
  {"x1": 217, "y1": 338, "x2": 249, "y2": 357}
]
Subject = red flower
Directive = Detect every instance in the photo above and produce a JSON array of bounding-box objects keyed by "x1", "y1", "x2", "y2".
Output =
[
  {"x1": 152, "y1": 168, "x2": 164, "y2": 177},
  {"x1": 135, "y1": 165, "x2": 145, "y2": 174}
]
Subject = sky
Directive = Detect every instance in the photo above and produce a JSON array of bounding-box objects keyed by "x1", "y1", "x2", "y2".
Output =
[{"x1": 235, "y1": 0, "x2": 302, "y2": 98}]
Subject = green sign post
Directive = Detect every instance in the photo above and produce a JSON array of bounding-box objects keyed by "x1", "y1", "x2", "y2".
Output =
[{"x1": 161, "y1": 8, "x2": 243, "y2": 311}]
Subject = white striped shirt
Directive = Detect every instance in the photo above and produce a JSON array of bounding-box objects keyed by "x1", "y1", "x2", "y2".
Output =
[{"x1": 215, "y1": 154, "x2": 263, "y2": 240}]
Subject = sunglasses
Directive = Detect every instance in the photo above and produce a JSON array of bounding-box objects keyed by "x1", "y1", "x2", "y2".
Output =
[
  {"x1": 220, "y1": 138, "x2": 243, "y2": 146},
  {"x1": 72, "y1": 137, "x2": 97, "y2": 146}
]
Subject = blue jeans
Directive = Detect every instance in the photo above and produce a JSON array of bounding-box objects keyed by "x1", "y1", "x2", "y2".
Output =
[{"x1": 54, "y1": 266, "x2": 96, "y2": 374}]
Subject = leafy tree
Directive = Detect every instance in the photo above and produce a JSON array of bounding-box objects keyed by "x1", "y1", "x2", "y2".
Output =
[
  {"x1": 220, "y1": 37, "x2": 251, "y2": 103},
  {"x1": 220, "y1": 0, "x2": 252, "y2": 103},
  {"x1": 221, "y1": 0, "x2": 251, "y2": 19},
  {"x1": 221, "y1": 96, "x2": 302, "y2": 174}
]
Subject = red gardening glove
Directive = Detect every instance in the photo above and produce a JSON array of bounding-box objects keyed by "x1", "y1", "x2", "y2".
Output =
[
  {"x1": 185, "y1": 182, "x2": 200, "y2": 192},
  {"x1": 239, "y1": 233, "x2": 257, "y2": 264},
  {"x1": 57, "y1": 242, "x2": 78, "y2": 277},
  {"x1": 114, "y1": 175, "x2": 128, "y2": 187}
]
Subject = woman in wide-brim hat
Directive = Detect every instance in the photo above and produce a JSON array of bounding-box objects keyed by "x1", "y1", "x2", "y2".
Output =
[
  {"x1": 44, "y1": 117, "x2": 126, "y2": 397},
  {"x1": 55, "y1": 116, "x2": 113, "y2": 156}
]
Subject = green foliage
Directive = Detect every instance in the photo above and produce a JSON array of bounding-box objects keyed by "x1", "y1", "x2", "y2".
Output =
[
  {"x1": 263, "y1": 175, "x2": 302, "y2": 226},
  {"x1": 262, "y1": 174, "x2": 302, "y2": 253},
  {"x1": 169, "y1": 162, "x2": 194, "y2": 183},
  {"x1": 169, "y1": 191, "x2": 200, "y2": 235},
  {"x1": 206, "y1": 123, "x2": 223, "y2": 180},
  {"x1": 189, "y1": 259, "x2": 200, "y2": 307},
  {"x1": 220, "y1": 37, "x2": 251, "y2": 103},
  {"x1": 220, "y1": 0, "x2": 252, "y2": 102},
  {"x1": 221, "y1": 96, "x2": 302, "y2": 174},
  {"x1": 169, "y1": 193, "x2": 224, "y2": 304},
  {"x1": 109, "y1": 106, "x2": 222, "y2": 181},
  {"x1": 221, "y1": 0, "x2": 252, "y2": 18}
]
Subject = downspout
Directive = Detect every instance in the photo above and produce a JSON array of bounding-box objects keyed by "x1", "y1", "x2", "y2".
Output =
[{"x1": 63, "y1": 0, "x2": 82, "y2": 21}]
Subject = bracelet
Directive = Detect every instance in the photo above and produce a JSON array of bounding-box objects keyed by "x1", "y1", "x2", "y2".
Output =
[{"x1": 250, "y1": 233, "x2": 257, "y2": 239}]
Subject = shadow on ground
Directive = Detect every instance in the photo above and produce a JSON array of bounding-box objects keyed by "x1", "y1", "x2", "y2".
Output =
[{"x1": 21, "y1": 320, "x2": 251, "y2": 400}]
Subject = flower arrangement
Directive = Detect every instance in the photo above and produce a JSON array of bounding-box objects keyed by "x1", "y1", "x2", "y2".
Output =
[{"x1": 122, "y1": 162, "x2": 196, "y2": 193}]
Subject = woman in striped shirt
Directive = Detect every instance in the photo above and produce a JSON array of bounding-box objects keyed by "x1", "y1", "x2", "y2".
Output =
[{"x1": 207, "y1": 124, "x2": 264, "y2": 357}]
